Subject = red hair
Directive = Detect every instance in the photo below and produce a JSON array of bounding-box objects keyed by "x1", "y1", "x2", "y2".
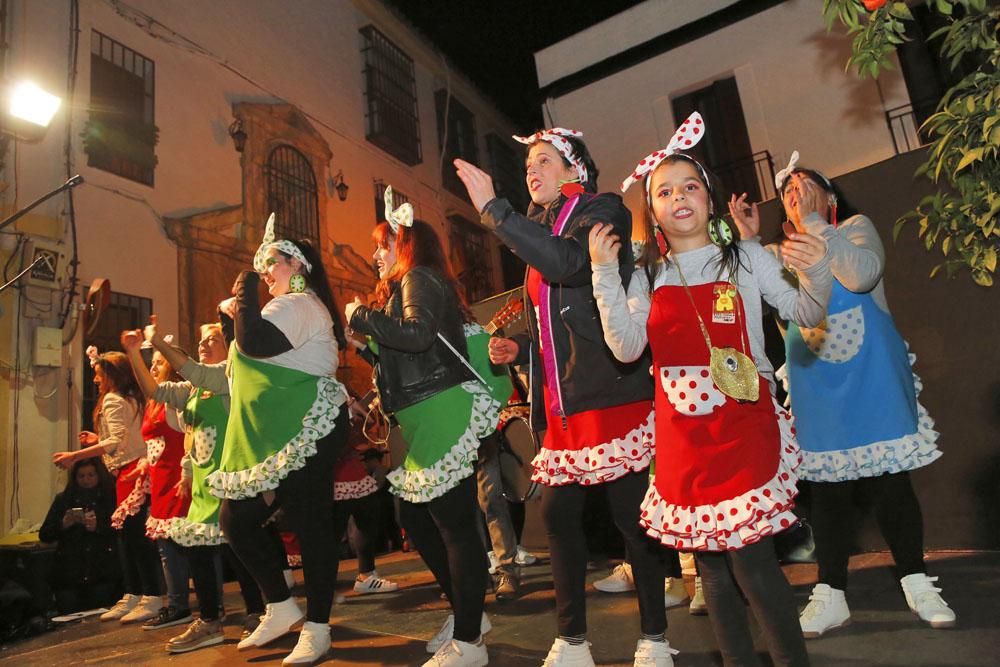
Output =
[{"x1": 371, "y1": 220, "x2": 471, "y2": 320}]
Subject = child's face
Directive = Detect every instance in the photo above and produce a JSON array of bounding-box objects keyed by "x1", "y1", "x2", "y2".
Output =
[{"x1": 648, "y1": 159, "x2": 712, "y2": 250}]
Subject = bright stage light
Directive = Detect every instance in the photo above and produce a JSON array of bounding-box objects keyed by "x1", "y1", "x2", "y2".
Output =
[{"x1": 8, "y1": 81, "x2": 61, "y2": 127}]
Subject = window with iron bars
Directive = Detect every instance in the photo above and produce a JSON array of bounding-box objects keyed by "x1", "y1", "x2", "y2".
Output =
[
  {"x1": 448, "y1": 215, "x2": 494, "y2": 302},
  {"x1": 436, "y1": 91, "x2": 478, "y2": 200},
  {"x1": 374, "y1": 180, "x2": 411, "y2": 225},
  {"x1": 85, "y1": 30, "x2": 156, "y2": 186},
  {"x1": 360, "y1": 25, "x2": 422, "y2": 166},
  {"x1": 265, "y1": 145, "x2": 320, "y2": 244}
]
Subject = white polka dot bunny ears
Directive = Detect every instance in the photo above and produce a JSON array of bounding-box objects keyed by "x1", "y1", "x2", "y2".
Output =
[
  {"x1": 384, "y1": 185, "x2": 413, "y2": 235},
  {"x1": 620, "y1": 112, "x2": 707, "y2": 195},
  {"x1": 253, "y1": 212, "x2": 313, "y2": 274},
  {"x1": 513, "y1": 127, "x2": 588, "y2": 184}
]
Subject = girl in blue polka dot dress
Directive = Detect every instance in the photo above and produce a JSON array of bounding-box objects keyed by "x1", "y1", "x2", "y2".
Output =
[{"x1": 730, "y1": 155, "x2": 955, "y2": 639}]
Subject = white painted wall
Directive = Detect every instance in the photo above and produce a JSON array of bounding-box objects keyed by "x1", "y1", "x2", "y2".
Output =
[
  {"x1": 535, "y1": 0, "x2": 912, "y2": 219},
  {"x1": 0, "y1": 0, "x2": 522, "y2": 534}
]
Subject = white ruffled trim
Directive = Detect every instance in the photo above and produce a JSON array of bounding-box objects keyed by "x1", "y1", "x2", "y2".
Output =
[
  {"x1": 145, "y1": 514, "x2": 183, "y2": 540},
  {"x1": 387, "y1": 380, "x2": 498, "y2": 503},
  {"x1": 640, "y1": 398, "x2": 802, "y2": 551},
  {"x1": 799, "y1": 358, "x2": 941, "y2": 481},
  {"x1": 110, "y1": 475, "x2": 149, "y2": 530},
  {"x1": 206, "y1": 376, "x2": 344, "y2": 500},
  {"x1": 334, "y1": 475, "x2": 379, "y2": 500},
  {"x1": 530, "y1": 410, "x2": 655, "y2": 486},
  {"x1": 168, "y1": 517, "x2": 226, "y2": 547}
]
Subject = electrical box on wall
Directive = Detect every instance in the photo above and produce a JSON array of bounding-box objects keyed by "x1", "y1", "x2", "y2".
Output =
[
  {"x1": 33, "y1": 326, "x2": 62, "y2": 367},
  {"x1": 21, "y1": 238, "x2": 68, "y2": 289}
]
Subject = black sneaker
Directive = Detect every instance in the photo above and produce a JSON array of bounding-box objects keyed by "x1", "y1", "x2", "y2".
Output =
[{"x1": 141, "y1": 605, "x2": 193, "y2": 631}]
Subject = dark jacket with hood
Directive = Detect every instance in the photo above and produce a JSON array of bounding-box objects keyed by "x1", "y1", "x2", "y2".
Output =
[{"x1": 481, "y1": 192, "x2": 653, "y2": 433}]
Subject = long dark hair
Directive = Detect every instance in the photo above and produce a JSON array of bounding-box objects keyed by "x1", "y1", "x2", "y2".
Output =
[
  {"x1": 92, "y1": 351, "x2": 144, "y2": 431},
  {"x1": 526, "y1": 135, "x2": 600, "y2": 194},
  {"x1": 279, "y1": 239, "x2": 347, "y2": 349},
  {"x1": 637, "y1": 153, "x2": 744, "y2": 289},
  {"x1": 371, "y1": 220, "x2": 472, "y2": 322},
  {"x1": 779, "y1": 168, "x2": 858, "y2": 223},
  {"x1": 64, "y1": 457, "x2": 115, "y2": 500}
]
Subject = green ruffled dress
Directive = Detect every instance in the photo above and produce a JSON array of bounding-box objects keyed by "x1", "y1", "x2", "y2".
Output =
[
  {"x1": 386, "y1": 323, "x2": 513, "y2": 503},
  {"x1": 205, "y1": 347, "x2": 344, "y2": 500}
]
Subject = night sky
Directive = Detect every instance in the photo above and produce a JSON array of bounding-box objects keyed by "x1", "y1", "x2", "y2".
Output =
[{"x1": 384, "y1": 0, "x2": 642, "y2": 133}]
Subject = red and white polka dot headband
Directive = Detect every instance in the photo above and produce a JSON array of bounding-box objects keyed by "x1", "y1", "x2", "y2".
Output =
[
  {"x1": 513, "y1": 128, "x2": 588, "y2": 184},
  {"x1": 620, "y1": 112, "x2": 706, "y2": 194}
]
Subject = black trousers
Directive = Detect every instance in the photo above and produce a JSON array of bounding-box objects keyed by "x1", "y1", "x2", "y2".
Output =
[
  {"x1": 399, "y1": 475, "x2": 487, "y2": 643},
  {"x1": 541, "y1": 469, "x2": 667, "y2": 638},
  {"x1": 809, "y1": 471, "x2": 926, "y2": 591},
  {"x1": 220, "y1": 412, "x2": 347, "y2": 623},
  {"x1": 333, "y1": 492, "x2": 381, "y2": 575},
  {"x1": 187, "y1": 543, "x2": 267, "y2": 620},
  {"x1": 695, "y1": 537, "x2": 809, "y2": 667},
  {"x1": 118, "y1": 505, "x2": 162, "y2": 596}
]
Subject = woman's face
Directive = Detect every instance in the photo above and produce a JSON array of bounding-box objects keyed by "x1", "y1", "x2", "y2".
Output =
[
  {"x1": 525, "y1": 142, "x2": 578, "y2": 207},
  {"x1": 373, "y1": 236, "x2": 398, "y2": 280},
  {"x1": 781, "y1": 171, "x2": 829, "y2": 228},
  {"x1": 93, "y1": 363, "x2": 105, "y2": 392},
  {"x1": 648, "y1": 159, "x2": 712, "y2": 252},
  {"x1": 150, "y1": 351, "x2": 173, "y2": 383},
  {"x1": 76, "y1": 464, "x2": 98, "y2": 490},
  {"x1": 262, "y1": 246, "x2": 301, "y2": 297},
  {"x1": 198, "y1": 329, "x2": 227, "y2": 364}
]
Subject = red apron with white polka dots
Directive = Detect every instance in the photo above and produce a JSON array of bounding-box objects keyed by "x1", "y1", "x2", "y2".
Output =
[
  {"x1": 144, "y1": 403, "x2": 191, "y2": 540},
  {"x1": 641, "y1": 281, "x2": 800, "y2": 552}
]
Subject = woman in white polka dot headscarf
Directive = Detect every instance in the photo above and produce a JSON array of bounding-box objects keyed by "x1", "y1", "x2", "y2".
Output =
[{"x1": 731, "y1": 158, "x2": 954, "y2": 638}]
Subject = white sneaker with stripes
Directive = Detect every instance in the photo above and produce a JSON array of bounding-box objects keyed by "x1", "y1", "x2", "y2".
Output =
[{"x1": 353, "y1": 570, "x2": 399, "y2": 594}]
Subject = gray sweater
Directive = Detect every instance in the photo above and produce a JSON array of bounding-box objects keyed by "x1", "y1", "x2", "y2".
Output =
[{"x1": 592, "y1": 240, "x2": 832, "y2": 386}]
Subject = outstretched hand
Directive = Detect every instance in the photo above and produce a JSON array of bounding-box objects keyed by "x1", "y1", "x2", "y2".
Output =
[
  {"x1": 120, "y1": 329, "x2": 142, "y2": 352},
  {"x1": 781, "y1": 232, "x2": 827, "y2": 272},
  {"x1": 453, "y1": 159, "x2": 497, "y2": 216}
]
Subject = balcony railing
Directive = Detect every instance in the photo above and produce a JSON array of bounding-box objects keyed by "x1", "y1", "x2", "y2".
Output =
[
  {"x1": 713, "y1": 150, "x2": 777, "y2": 202},
  {"x1": 886, "y1": 100, "x2": 938, "y2": 154}
]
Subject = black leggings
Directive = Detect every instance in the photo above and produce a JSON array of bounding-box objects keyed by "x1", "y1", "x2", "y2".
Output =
[
  {"x1": 187, "y1": 543, "x2": 267, "y2": 620},
  {"x1": 220, "y1": 412, "x2": 347, "y2": 623},
  {"x1": 333, "y1": 492, "x2": 382, "y2": 575},
  {"x1": 541, "y1": 469, "x2": 666, "y2": 638},
  {"x1": 695, "y1": 537, "x2": 809, "y2": 667},
  {"x1": 809, "y1": 471, "x2": 926, "y2": 591},
  {"x1": 118, "y1": 505, "x2": 162, "y2": 597},
  {"x1": 399, "y1": 475, "x2": 487, "y2": 643}
]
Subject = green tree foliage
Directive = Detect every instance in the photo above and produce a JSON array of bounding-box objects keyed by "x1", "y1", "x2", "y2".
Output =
[{"x1": 823, "y1": 0, "x2": 999, "y2": 286}]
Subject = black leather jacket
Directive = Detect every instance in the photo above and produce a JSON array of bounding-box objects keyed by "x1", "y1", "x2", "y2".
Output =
[
  {"x1": 482, "y1": 192, "x2": 653, "y2": 432},
  {"x1": 349, "y1": 266, "x2": 471, "y2": 413}
]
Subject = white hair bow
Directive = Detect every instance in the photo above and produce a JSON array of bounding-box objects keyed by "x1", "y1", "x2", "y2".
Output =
[
  {"x1": 86, "y1": 345, "x2": 100, "y2": 368},
  {"x1": 384, "y1": 186, "x2": 413, "y2": 234},
  {"x1": 774, "y1": 150, "x2": 800, "y2": 191},
  {"x1": 512, "y1": 127, "x2": 588, "y2": 184},
  {"x1": 252, "y1": 213, "x2": 313, "y2": 274},
  {"x1": 621, "y1": 112, "x2": 706, "y2": 193}
]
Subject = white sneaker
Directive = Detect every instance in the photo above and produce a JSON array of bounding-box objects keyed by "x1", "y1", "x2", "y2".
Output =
[
  {"x1": 593, "y1": 563, "x2": 635, "y2": 593},
  {"x1": 487, "y1": 551, "x2": 499, "y2": 575},
  {"x1": 515, "y1": 545, "x2": 538, "y2": 566},
  {"x1": 423, "y1": 638, "x2": 488, "y2": 667},
  {"x1": 354, "y1": 571, "x2": 399, "y2": 594},
  {"x1": 284, "y1": 569, "x2": 296, "y2": 589},
  {"x1": 542, "y1": 638, "x2": 595, "y2": 666},
  {"x1": 120, "y1": 595, "x2": 163, "y2": 624},
  {"x1": 282, "y1": 621, "x2": 330, "y2": 665},
  {"x1": 688, "y1": 577, "x2": 707, "y2": 616},
  {"x1": 633, "y1": 638, "x2": 679, "y2": 666},
  {"x1": 100, "y1": 593, "x2": 140, "y2": 621},
  {"x1": 426, "y1": 612, "x2": 491, "y2": 653},
  {"x1": 900, "y1": 573, "x2": 957, "y2": 628},
  {"x1": 799, "y1": 583, "x2": 851, "y2": 638},
  {"x1": 664, "y1": 577, "x2": 689, "y2": 608},
  {"x1": 238, "y1": 598, "x2": 305, "y2": 650}
]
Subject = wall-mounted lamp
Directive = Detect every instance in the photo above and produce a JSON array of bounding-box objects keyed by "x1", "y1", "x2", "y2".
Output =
[
  {"x1": 228, "y1": 117, "x2": 247, "y2": 153},
  {"x1": 333, "y1": 170, "x2": 349, "y2": 202}
]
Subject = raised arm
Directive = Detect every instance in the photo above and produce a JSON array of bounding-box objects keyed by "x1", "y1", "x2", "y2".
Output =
[
  {"x1": 590, "y1": 225, "x2": 652, "y2": 363},
  {"x1": 800, "y1": 212, "x2": 884, "y2": 292},
  {"x1": 745, "y1": 239, "x2": 832, "y2": 328}
]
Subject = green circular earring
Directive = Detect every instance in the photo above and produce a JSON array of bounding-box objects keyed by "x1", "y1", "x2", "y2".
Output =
[
  {"x1": 708, "y1": 218, "x2": 734, "y2": 247},
  {"x1": 289, "y1": 274, "x2": 307, "y2": 293}
]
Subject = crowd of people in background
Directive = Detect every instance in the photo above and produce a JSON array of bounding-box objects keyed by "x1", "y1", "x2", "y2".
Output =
[{"x1": 36, "y1": 111, "x2": 955, "y2": 667}]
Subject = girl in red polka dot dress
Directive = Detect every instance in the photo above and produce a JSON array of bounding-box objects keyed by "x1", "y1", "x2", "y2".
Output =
[{"x1": 591, "y1": 118, "x2": 832, "y2": 667}]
